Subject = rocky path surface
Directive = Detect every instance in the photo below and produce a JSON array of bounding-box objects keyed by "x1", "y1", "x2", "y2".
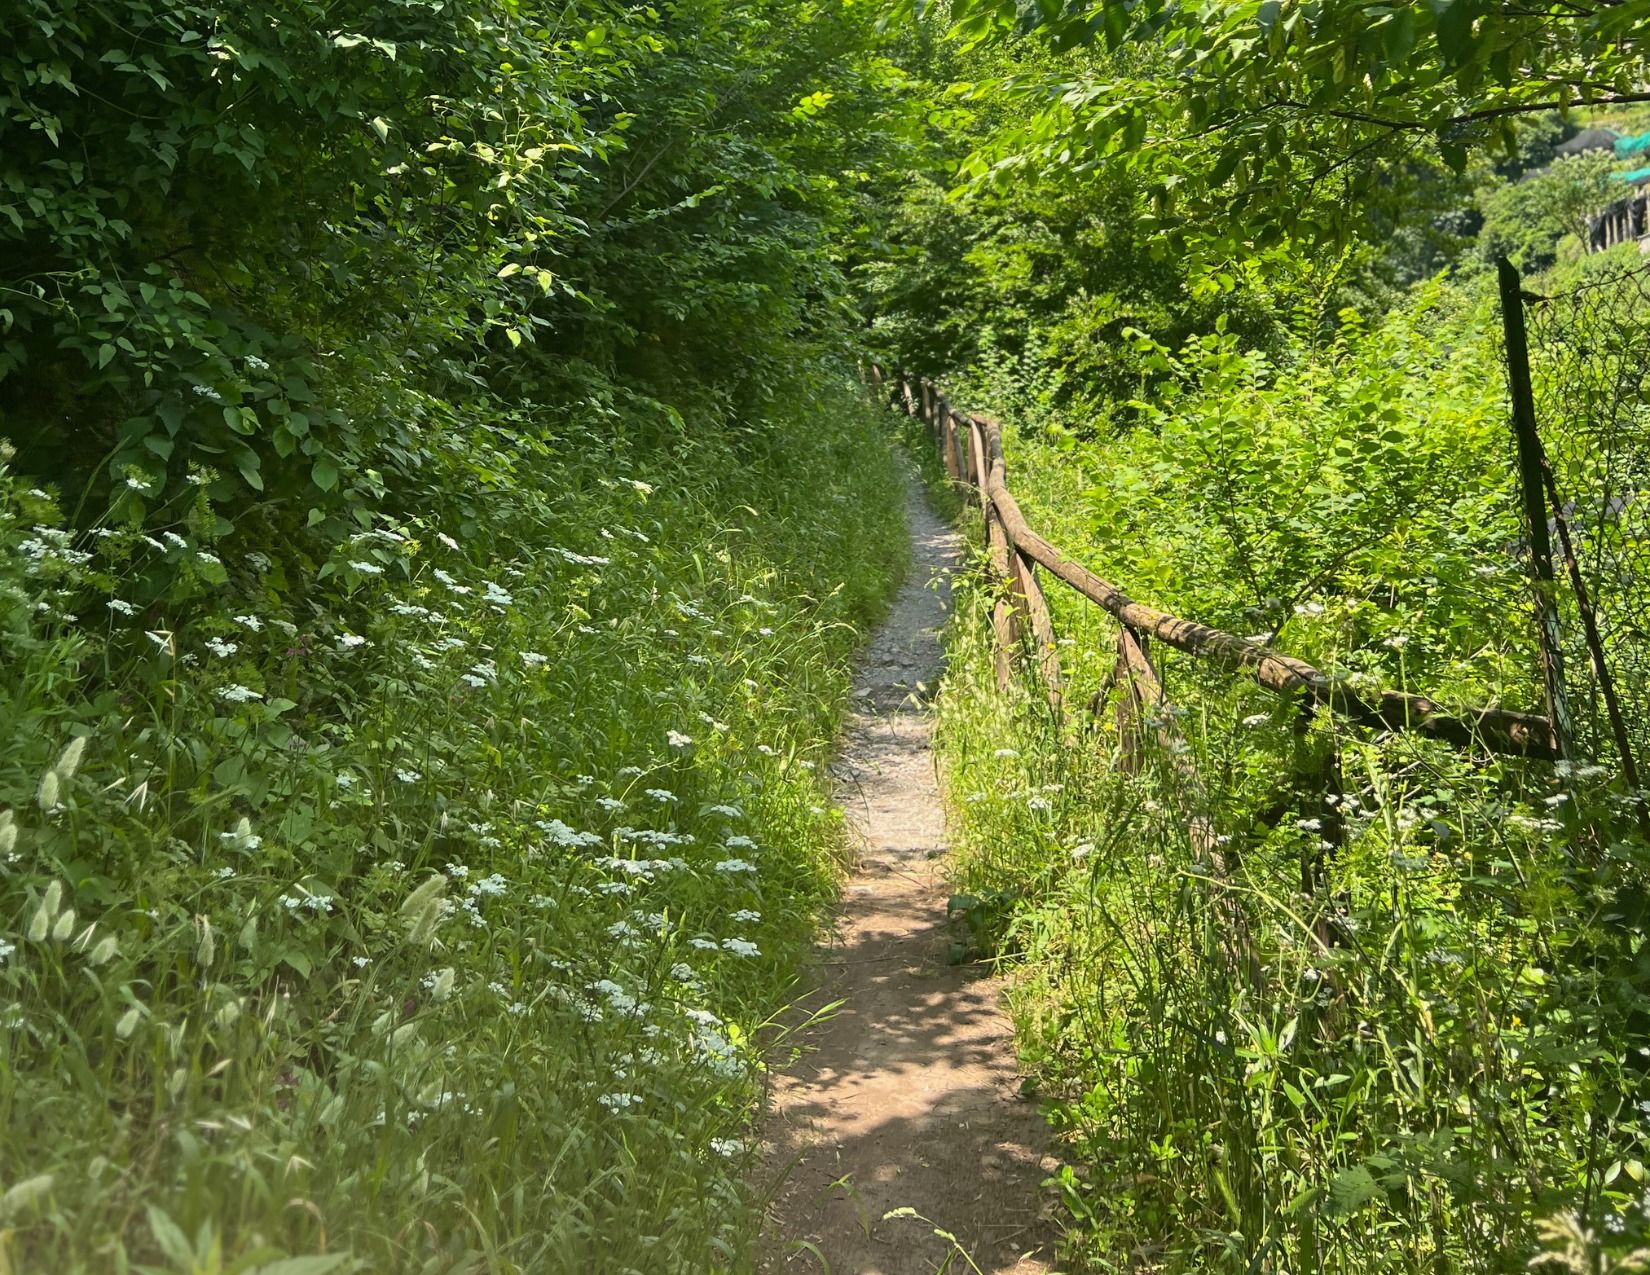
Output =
[{"x1": 761, "y1": 476, "x2": 1056, "y2": 1274}]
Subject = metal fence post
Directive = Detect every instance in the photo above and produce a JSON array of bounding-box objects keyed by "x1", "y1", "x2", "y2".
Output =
[{"x1": 1498, "y1": 255, "x2": 1575, "y2": 761}]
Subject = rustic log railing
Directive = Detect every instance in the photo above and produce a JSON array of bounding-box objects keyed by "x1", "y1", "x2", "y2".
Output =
[{"x1": 870, "y1": 364, "x2": 1559, "y2": 763}]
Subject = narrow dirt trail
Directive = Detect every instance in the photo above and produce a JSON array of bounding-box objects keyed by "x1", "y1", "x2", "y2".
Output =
[{"x1": 762, "y1": 476, "x2": 1056, "y2": 1275}]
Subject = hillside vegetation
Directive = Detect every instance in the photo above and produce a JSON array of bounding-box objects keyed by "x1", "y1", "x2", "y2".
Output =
[
  {"x1": 1, "y1": 2, "x2": 911, "y2": 1269},
  {"x1": 8, "y1": 0, "x2": 1650, "y2": 1272},
  {"x1": 867, "y1": 5, "x2": 1650, "y2": 1273}
]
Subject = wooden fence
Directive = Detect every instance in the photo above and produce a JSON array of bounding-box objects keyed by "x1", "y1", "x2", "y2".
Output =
[{"x1": 870, "y1": 364, "x2": 1559, "y2": 764}]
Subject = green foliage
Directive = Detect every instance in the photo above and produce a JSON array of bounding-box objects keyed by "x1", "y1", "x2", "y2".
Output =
[
  {"x1": 856, "y1": 33, "x2": 1296, "y2": 424},
  {"x1": 0, "y1": 0, "x2": 923, "y2": 1267},
  {"x1": 0, "y1": 389, "x2": 906, "y2": 1270},
  {"x1": 922, "y1": 271, "x2": 1650, "y2": 1271},
  {"x1": 933, "y1": 0, "x2": 1650, "y2": 248}
]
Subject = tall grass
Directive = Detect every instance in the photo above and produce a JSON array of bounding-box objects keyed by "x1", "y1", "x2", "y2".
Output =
[
  {"x1": 920, "y1": 287, "x2": 1650, "y2": 1272},
  {"x1": 0, "y1": 384, "x2": 905, "y2": 1272}
]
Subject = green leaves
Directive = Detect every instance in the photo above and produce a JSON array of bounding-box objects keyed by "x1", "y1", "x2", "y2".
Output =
[{"x1": 942, "y1": 0, "x2": 1650, "y2": 248}]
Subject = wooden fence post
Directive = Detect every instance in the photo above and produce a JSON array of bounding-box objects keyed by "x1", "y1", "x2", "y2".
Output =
[{"x1": 985, "y1": 507, "x2": 1023, "y2": 691}]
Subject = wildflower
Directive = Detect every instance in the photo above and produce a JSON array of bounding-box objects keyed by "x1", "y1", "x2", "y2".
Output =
[
  {"x1": 1382, "y1": 633, "x2": 1409, "y2": 650},
  {"x1": 0, "y1": 939, "x2": 14, "y2": 964},
  {"x1": 1294, "y1": 601, "x2": 1325, "y2": 617},
  {"x1": 725, "y1": 835, "x2": 756, "y2": 850},
  {"x1": 669, "y1": 962, "x2": 695, "y2": 981},
  {"x1": 278, "y1": 889, "x2": 336, "y2": 914},
  {"x1": 1069, "y1": 842, "x2": 1094, "y2": 863},
  {"x1": 337, "y1": 634, "x2": 368, "y2": 650},
  {"x1": 645, "y1": 788, "x2": 676, "y2": 804},
  {"x1": 0, "y1": 813, "x2": 14, "y2": 857},
  {"x1": 598, "y1": 1092, "x2": 641, "y2": 1112},
  {"x1": 705, "y1": 804, "x2": 743, "y2": 818},
  {"x1": 206, "y1": 638, "x2": 238, "y2": 658},
  {"x1": 1296, "y1": 817, "x2": 1322, "y2": 832},
  {"x1": 730, "y1": 909, "x2": 761, "y2": 923},
  {"x1": 349, "y1": 561, "x2": 385, "y2": 576},
  {"x1": 1241, "y1": 713, "x2": 1268, "y2": 728},
  {"x1": 233, "y1": 615, "x2": 263, "y2": 632},
  {"x1": 1026, "y1": 796, "x2": 1051, "y2": 813},
  {"x1": 710, "y1": 1138, "x2": 744, "y2": 1157},
  {"x1": 482, "y1": 582, "x2": 512, "y2": 606},
  {"x1": 714, "y1": 859, "x2": 756, "y2": 875},
  {"x1": 596, "y1": 797, "x2": 625, "y2": 812},
  {"x1": 993, "y1": 748, "x2": 1019, "y2": 760},
  {"x1": 217, "y1": 685, "x2": 263, "y2": 704},
  {"x1": 432, "y1": 568, "x2": 471, "y2": 595},
  {"x1": 721, "y1": 938, "x2": 760, "y2": 957},
  {"x1": 50, "y1": 909, "x2": 76, "y2": 942},
  {"x1": 521, "y1": 651, "x2": 548, "y2": 667},
  {"x1": 395, "y1": 768, "x2": 421, "y2": 783},
  {"x1": 36, "y1": 771, "x2": 60, "y2": 812},
  {"x1": 540, "y1": 819, "x2": 601, "y2": 848},
  {"x1": 107, "y1": 599, "x2": 138, "y2": 616},
  {"x1": 667, "y1": 730, "x2": 693, "y2": 749}
]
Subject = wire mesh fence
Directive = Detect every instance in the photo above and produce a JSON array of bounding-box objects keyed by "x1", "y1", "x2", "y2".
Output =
[{"x1": 1513, "y1": 256, "x2": 1650, "y2": 784}]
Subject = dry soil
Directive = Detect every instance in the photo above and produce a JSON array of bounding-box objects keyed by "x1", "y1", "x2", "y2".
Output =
[{"x1": 760, "y1": 475, "x2": 1057, "y2": 1274}]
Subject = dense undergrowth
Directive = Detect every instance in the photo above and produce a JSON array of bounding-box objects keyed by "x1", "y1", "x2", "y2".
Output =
[
  {"x1": 859, "y1": 10, "x2": 1650, "y2": 1268},
  {"x1": 918, "y1": 259, "x2": 1650, "y2": 1274},
  {"x1": 1, "y1": 387, "x2": 905, "y2": 1271},
  {"x1": 1, "y1": 0, "x2": 919, "y2": 1269}
]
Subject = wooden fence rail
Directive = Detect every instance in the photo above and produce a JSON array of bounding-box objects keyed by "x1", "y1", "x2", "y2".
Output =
[{"x1": 871, "y1": 364, "x2": 1558, "y2": 763}]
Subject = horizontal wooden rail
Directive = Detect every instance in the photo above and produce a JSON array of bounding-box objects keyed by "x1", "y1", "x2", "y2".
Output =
[{"x1": 878, "y1": 367, "x2": 1558, "y2": 761}]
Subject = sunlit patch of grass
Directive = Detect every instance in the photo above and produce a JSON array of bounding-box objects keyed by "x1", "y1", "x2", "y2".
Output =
[{"x1": 0, "y1": 384, "x2": 905, "y2": 1271}]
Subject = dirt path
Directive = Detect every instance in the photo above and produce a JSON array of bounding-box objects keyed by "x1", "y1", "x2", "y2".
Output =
[{"x1": 761, "y1": 476, "x2": 1057, "y2": 1275}]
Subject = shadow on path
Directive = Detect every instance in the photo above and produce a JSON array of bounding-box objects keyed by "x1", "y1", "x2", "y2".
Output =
[{"x1": 760, "y1": 473, "x2": 1057, "y2": 1275}]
